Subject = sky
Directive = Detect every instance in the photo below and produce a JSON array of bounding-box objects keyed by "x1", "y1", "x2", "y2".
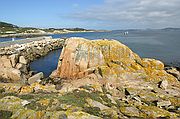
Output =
[{"x1": 0, "y1": 0, "x2": 180, "y2": 30}]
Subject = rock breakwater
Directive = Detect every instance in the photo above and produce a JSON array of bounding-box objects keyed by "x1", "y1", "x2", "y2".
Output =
[{"x1": 0, "y1": 37, "x2": 65, "y2": 83}]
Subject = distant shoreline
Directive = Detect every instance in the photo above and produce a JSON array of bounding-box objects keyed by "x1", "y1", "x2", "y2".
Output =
[{"x1": 0, "y1": 30, "x2": 104, "y2": 38}]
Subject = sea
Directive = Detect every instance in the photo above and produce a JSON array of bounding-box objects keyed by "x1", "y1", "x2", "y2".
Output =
[{"x1": 1, "y1": 29, "x2": 180, "y2": 76}]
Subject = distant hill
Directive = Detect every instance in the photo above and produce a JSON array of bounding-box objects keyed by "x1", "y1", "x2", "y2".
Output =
[
  {"x1": 161, "y1": 27, "x2": 180, "y2": 31},
  {"x1": 0, "y1": 21, "x2": 97, "y2": 37},
  {"x1": 0, "y1": 21, "x2": 18, "y2": 28}
]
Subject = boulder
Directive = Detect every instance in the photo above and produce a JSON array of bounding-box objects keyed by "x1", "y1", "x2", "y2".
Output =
[
  {"x1": 9, "y1": 54, "x2": 18, "y2": 68},
  {"x1": 0, "y1": 56, "x2": 12, "y2": 68},
  {"x1": 28, "y1": 72, "x2": 44, "y2": 84},
  {"x1": 19, "y1": 56, "x2": 28, "y2": 64},
  {"x1": 138, "y1": 105, "x2": 175, "y2": 118},
  {"x1": 165, "y1": 67, "x2": 180, "y2": 81},
  {"x1": 157, "y1": 100, "x2": 171, "y2": 107},
  {"x1": 16, "y1": 63, "x2": 28, "y2": 73},
  {"x1": 55, "y1": 38, "x2": 177, "y2": 85},
  {"x1": 0, "y1": 68, "x2": 21, "y2": 82}
]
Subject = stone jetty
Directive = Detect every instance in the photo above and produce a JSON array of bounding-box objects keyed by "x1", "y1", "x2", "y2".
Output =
[
  {"x1": 0, "y1": 37, "x2": 65, "y2": 83},
  {"x1": 0, "y1": 37, "x2": 179, "y2": 119}
]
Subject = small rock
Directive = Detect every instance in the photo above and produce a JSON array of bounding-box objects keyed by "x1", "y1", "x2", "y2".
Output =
[
  {"x1": 21, "y1": 100, "x2": 30, "y2": 106},
  {"x1": 106, "y1": 94, "x2": 117, "y2": 104},
  {"x1": 157, "y1": 100, "x2": 171, "y2": 107},
  {"x1": 160, "y1": 79, "x2": 168, "y2": 90},
  {"x1": 166, "y1": 67, "x2": 180, "y2": 80},
  {"x1": 138, "y1": 105, "x2": 174, "y2": 118},
  {"x1": 120, "y1": 106, "x2": 140, "y2": 117},
  {"x1": 67, "y1": 111, "x2": 101, "y2": 119},
  {"x1": 0, "y1": 56, "x2": 12, "y2": 68},
  {"x1": 16, "y1": 63, "x2": 28, "y2": 73},
  {"x1": 9, "y1": 54, "x2": 18, "y2": 67},
  {"x1": 49, "y1": 70, "x2": 58, "y2": 79},
  {"x1": 28, "y1": 72, "x2": 43, "y2": 84},
  {"x1": 86, "y1": 98, "x2": 109, "y2": 110},
  {"x1": 19, "y1": 56, "x2": 28, "y2": 64}
]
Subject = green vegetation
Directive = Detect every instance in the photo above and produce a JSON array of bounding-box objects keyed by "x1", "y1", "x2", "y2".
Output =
[
  {"x1": 0, "y1": 21, "x2": 94, "y2": 37},
  {"x1": 0, "y1": 22, "x2": 18, "y2": 28},
  {"x1": 0, "y1": 110, "x2": 13, "y2": 119}
]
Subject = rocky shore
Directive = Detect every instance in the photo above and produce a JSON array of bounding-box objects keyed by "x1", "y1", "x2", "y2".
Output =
[
  {"x1": 0, "y1": 37, "x2": 65, "y2": 84},
  {"x1": 0, "y1": 37, "x2": 179, "y2": 119}
]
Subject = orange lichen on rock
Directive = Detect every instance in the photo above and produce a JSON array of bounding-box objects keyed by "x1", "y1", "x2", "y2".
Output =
[{"x1": 54, "y1": 38, "x2": 178, "y2": 85}]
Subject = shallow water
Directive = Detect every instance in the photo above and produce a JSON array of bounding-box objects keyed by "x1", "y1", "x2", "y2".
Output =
[
  {"x1": 1, "y1": 29, "x2": 180, "y2": 76},
  {"x1": 30, "y1": 49, "x2": 62, "y2": 77}
]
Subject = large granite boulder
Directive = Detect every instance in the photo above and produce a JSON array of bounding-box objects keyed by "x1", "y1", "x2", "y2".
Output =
[
  {"x1": 54, "y1": 38, "x2": 177, "y2": 86},
  {"x1": 0, "y1": 68, "x2": 21, "y2": 82}
]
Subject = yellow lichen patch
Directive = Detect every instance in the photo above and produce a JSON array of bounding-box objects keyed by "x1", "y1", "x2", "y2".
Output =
[
  {"x1": 98, "y1": 66, "x2": 117, "y2": 79},
  {"x1": 35, "y1": 111, "x2": 45, "y2": 119},
  {"x1": 138, "y1": 105, "x2": 177, "y2": 118},
  {"x1": 169, "y1": 97, "x2": 180, "y2": 107},
  {"x1": 131, "y1": 63, "x2": 143, "y2": 71},
  {"x1": 31, "y1": 82, "x2": 45, "y2": 91},
  {"x1": 142, "y1": 58, "x2": 164, "y2": 70},
  {"x1": 19, "y1": 86, "x2": 33, "y2": 95},
  {"x1": 37, "y1": 98, "x2": 50, "y2": 106}
]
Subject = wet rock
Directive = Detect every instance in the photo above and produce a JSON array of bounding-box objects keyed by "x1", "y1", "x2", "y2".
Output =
[
  {"x1": 19, "y1": 56, "x2": 28, "y2": 64},
  {"x1": 28, "y1": 72, "x2": 43, "y2": 84}
]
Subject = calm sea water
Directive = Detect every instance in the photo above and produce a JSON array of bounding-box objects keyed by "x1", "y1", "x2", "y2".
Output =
[
  {"x1": 0, "y1": 37, "x2": 22, "y2": 42},
  {"x1": 1, "y1": 30, "x2": 180, "y2": 76}
]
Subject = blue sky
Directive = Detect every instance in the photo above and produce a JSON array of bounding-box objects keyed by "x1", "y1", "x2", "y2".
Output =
[{"x1": 0, "y1": 0, "x2": 180, "y2": 29}]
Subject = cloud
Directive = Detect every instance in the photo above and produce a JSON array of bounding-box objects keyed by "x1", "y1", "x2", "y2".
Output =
[{"x1": 70, "y1": 0, "x2": 180, "y2": 29}]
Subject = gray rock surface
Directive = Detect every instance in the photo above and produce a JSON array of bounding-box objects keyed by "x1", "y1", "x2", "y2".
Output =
[{"x1": 28, "y1": 72, "x2": 44, "y2": 84}]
